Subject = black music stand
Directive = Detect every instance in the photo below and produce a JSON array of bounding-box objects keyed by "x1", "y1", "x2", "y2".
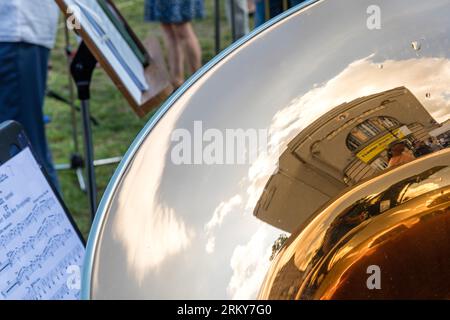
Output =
[
  {"x1": 58, "y1": 0, "x2": 173, "y2": 221},
  {"x1": 70, "y1": 41, "x2": 99, "y2": 221}
]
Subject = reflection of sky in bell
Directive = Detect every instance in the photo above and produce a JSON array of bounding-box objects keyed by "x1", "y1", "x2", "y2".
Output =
[{"x1": 91, "y1": 0, "x2": 450, "y2": 299}]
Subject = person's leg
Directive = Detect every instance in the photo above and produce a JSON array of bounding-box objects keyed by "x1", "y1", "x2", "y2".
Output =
[
  {"x1": 254, "y1": 0, "x2": 283, "y2": 28},
  {"x1": 0, "y1": 43, "x2": 20, "y2": 121},
  {"x1": 0, "y1": 42, "x2": 59, "y2": 190},
  {"x1": 248, "y1": 0, "x2": 256, "y2": 15},
  {"x1": 161, "y1": 23, "x2": 185, "y2": 88},
  {"x1": 238, "y1": 0, "x2": 250, "y2": 37},
  {"x1": 269, "y1": 0, "x2": 285, "y2": 18},
  {"x1": 225, "y1": 0, "x2": 250, "y2": 40},
  {"x1": 172, "y1": 22, "x2": 202, "y2": 75},
  {"x1": 254, "y1": 0, "x2": 266, "y2": 28}
]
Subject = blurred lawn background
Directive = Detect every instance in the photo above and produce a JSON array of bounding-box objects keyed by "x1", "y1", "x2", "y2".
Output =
[{"x1": 46, "y1": 0, "x2": 240, "y2": 238}]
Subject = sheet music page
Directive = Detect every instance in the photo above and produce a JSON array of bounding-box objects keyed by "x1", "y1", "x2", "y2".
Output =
[
  {"x1": 66, "y1": 0, "x2": 148, "y2": 104},
  {"x1": 0, "y1": 148, "x2": 85, "y2": 300}
]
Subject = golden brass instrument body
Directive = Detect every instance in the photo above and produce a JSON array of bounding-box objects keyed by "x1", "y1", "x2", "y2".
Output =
[{"x1": 259, "y1": 150, "x2": 450, "y2": 299}]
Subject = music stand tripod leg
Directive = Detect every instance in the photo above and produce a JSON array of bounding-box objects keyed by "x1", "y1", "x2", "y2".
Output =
[{"x1": 76, "y1": 167, "x2": 87, "y2": 192}]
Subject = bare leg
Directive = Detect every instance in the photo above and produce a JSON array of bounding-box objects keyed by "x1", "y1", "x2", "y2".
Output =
[
  {"x1": 173, "y1": 22, "x2": 202, "y2": 74},
  {"x1": 161, "y1": 23, "x2": 185, "y2": 88}
]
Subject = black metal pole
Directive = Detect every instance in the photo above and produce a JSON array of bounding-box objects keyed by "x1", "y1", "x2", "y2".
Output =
[
  {"x1": 80, "y1": 99, "x2": 97, "y2": 218},
  {"x1": 230, "y1": 0, "x2": 237, "y2": 42},
  {"x1": 215, "y1": 0, "x2": 221, "y2": 54},
  {"x1": 70, "y1": 42, "x2": 99, "y2": 222}
]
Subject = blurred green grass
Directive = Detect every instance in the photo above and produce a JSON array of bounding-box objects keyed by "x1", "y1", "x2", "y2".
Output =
[{"x1": 46, "y1": 0, "x2": 237, "y2": 238}]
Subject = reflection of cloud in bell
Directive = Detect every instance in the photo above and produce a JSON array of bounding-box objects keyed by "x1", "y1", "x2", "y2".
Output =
[
  {"x1": 227, "y1": 225, "x2": 273, "y2": 299},
  {"x1": 224, "y1": 56, "x2": 450, "y2": 298},
  {"x1": 205, "y1": 237, "x2": 215, "y2": 254},
  {"x1": 204, "y1": 195, "x2": 242, "y2": 254},
  {"x1": 143, "y1": 204, "x2": 195, "y2": 269},
  {"x1": 110, "y1": 95, "x2": 195, "y2": 284}
]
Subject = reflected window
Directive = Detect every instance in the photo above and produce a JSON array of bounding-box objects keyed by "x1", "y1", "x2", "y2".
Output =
[{"x1": 346, "y1": 116, "x2": 400, "y2": 151}]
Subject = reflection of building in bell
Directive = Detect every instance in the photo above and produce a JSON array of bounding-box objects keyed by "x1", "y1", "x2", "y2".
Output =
[{"x1": 254, "y1": 87, "x2": 446, "y2": 232}]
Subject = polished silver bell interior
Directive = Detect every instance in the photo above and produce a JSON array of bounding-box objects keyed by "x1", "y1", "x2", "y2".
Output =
[{"x1": 83, "y1": 0, "x2": 450, "y2": 299}]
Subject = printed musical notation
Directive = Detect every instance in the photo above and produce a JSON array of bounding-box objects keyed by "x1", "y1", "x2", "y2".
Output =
[
  {"x1": 0, "y1": 198, "x2": 58, "y2": 249},
  {"x1": 22, "y1": 245, "x2": 84, "y2": 300},
  {"x1": 0, "y1": 148, "x2": 85, "y2": 300}
]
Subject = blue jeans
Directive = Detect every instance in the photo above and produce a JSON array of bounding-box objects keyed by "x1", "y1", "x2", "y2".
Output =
[
  {"x1": 0, "y1": 42, "x2": 59, "y2": 190},
  {"x1": 255, "y1": 0, "x2": 307, "y2": 28}
]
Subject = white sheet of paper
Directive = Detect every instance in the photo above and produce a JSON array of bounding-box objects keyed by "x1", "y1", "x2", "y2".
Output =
[{"x1": 0, "y1": 148, "x2": 85, "y2": 300}]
